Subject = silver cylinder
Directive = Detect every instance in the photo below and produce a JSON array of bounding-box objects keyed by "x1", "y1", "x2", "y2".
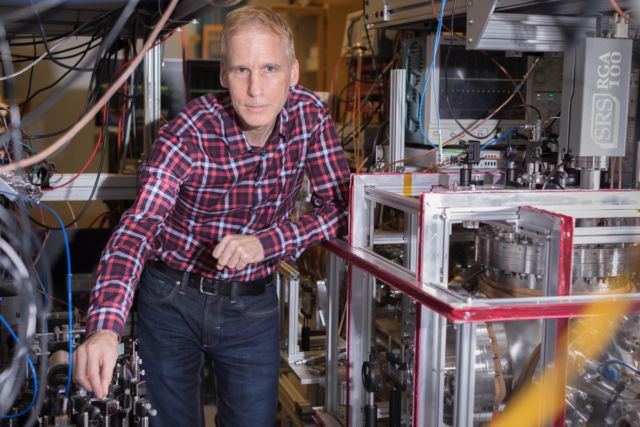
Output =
[
  {"x1": 575, "y1": 156, "x2": 608, "y2": 170},
  {"x1": 580, "y1": 168, "x2": 602, "y2": 190}
]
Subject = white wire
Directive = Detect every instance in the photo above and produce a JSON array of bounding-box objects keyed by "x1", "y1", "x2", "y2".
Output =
[
  {"x1": 0, "y1": 0, "x2": 180, "y2": 175},
  {"x1": 0, "y1": 37, "x2": 70, "y2": 81}
]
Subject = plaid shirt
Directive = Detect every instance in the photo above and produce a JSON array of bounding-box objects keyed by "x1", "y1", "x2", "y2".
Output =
[{"x1": 86, "y1": 86, "x2": 350, "y2": 336}]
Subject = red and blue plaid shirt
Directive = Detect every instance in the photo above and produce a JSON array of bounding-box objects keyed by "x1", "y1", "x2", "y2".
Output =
[{"x1": 86, "y1": 85, "x2": 350, "y2": 335}]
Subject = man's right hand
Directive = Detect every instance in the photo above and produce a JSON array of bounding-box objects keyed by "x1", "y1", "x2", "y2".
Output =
[{"x1": 72, "y1": 330, "x2": 119, "y2": 399}]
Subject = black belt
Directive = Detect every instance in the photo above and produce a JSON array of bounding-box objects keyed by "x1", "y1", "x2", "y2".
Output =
[{"x1": 148, "y1": 261, "x2": 271, "y2": 297}]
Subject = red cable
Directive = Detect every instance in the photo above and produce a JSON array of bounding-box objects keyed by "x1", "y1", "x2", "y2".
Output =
[
  {"x1": 44, "y1": 33, "x2": 176, "y2": 192},
  {"x1": 45, "y1": 104, "x2": 108, "y2": 191}
]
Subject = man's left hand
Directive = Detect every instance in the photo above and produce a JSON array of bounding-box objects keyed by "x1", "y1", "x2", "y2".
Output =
[{"x1": 212, "y1": 235, "x2": 265, "y2": 271}]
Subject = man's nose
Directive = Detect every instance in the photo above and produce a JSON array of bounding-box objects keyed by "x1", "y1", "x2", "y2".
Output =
[{"x1": 248, "y1": 73, "x2": 263, "y2": 97}]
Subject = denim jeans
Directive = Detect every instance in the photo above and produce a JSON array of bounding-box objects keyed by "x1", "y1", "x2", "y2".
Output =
[{"x1": 136, "y1": 263, "x2": 280, "y2": 427}]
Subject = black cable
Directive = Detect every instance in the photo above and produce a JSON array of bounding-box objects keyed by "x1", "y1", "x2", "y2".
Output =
[
  {"x1": 10, "y1": 16, "x2": 108, "y2": 62},
  {"x1": 21, "y1": 32, "x2": 100, "y2": 109},
  {"x1": 29, "y1": 104, "x2": 108, "y2": 230},
  {"x1": 340, "y1": 102, "x2": 383, "y2": 150},
  {"x1": 8, "y1": 34, "x2": 63, "y2": 47},
  {"x1": 11, "y1": 36, "x2": 101, "y2": 63},
  {"x1": 367, "y1": 120, "x2": 389, "y2": 171},
  {"x1": 20, "y1": 33, "x2": 104, "y2": 141},
  {"x1": 32, "y1": 1, "x2": 98, "y2": 72},
  {"x1": 337, "y1": 64, "x2": 390, "y2": 139},
  {"x1": 91, "y1": 0, "x2": 140, "y2": 72},
  {"x1": 441, "y1": 0, "x2": 502, "y2": 140},
  {"x1": 0, "y1": 8, "x2": 124, "y2": 146},
  {"x1": 509, "y1": 103, "x2": 542, "y2": 120}
]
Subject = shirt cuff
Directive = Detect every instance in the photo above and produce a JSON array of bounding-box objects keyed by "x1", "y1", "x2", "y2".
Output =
[
  {"x1": 85, "y1": 313, "x2": 125, "y2": 338},
  {"x1": 257, "y1": 227, "x2": 287, "y2": 261}
]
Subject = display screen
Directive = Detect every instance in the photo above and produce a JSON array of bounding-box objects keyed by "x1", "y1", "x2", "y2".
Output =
[{"x1": 438, "y1": 44, "x2": 527, "y2": 121}]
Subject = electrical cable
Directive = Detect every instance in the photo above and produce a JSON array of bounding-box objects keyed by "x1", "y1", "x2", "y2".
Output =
[
  {"x1": 29, "y1": 101, "x2": 108, "y2": 230},
  {"x1": 21, "y1": 32, "x2": 101, "y2": 108},
  {"x1": 21, "y1": 39, "x2": 106, "y2": 142},
  {"x1": 340, "y1": 102, "x2": 383, "y2": 149},
  {"x1": 384, "y1": 56, "x2": 540, "y2": 171},
  {"x1": 442, "y1": 0, "x2": 504, "y2": 140},
  {"x1": 337, "y1": 58, "x2": 394, "y2": 141},
  {"x1": 0, "y1": 12, "x2": 108, "y2": 147},
  {"x1": 0, "y1": 19, "x2": 26, "y2": 168},
  {"x1": 0, "y1": 36, "x2": 73, "y2": 81},
  {"x1": 481, "y1": 127, "x2": 519, "y2": 149},
  {"x1": 32, "y1": 1, "x2": 98, "y2": 73},
  {"x1": 509, "y1": 104, "x2": 542, "y2": 120},
  {"x1": 11, "y1": 36, "x2": 100, "y2": 62},
  {"x1": 0, "y1": 314, "x2": 38, "y2": 419},
  {"x1": 0, "y1": 207, "x2": 36, "y2": 418},
  {"x1": 366, "y1": 120, "x2": 389, "y2": 171},
  {"x1": 0, "y1": 0, "x2": 180, "y2": 174},
  {"x1": 603, "y1": 359, "x2": 640, "y2": 375},
  {"x1": 417, "y1": 0, "x2": 446, "y2": 146},
  {"x1": 44, "y1": 106, "x2": 107, "y2": 191},
  {"x1": 23, "y1": 5, "x2": 137, "y2": 146},
  {"x1": 90, "y1": 0, "x2": 140, "y2": 72},
  {"x1": 0, "y1": 190, "x2": 74, "y2": 398}
]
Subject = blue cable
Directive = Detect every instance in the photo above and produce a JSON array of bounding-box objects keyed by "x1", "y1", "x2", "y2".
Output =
[
  {"x1": 603, "y1": 359, "x2": 640, "y2": 376},
  {"x1": 418, "y1": 0, "x2": 447, "y2": 146},
  {"x1": 0, "y1": 190, "x2": 73, "y2": 397},
  {"x1": 0, "y1": 313, "x2": 38, "y2": 419},
  {"x1": 480, "y1": 127, "x2": 519, "y2": 150}
]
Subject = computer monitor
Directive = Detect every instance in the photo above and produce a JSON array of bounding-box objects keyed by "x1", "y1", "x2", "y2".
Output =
[{"x1": 403, "y1": 35, "x2": 529, "y2": 145}]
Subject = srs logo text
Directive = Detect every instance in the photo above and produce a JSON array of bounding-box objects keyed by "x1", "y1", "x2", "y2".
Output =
[{"x1": 591, "y1": 51, "x2": 622, "y2": 148}]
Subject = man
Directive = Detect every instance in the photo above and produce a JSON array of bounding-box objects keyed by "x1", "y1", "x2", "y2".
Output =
[{"x1": 73, "y1": 6, "x2": 350, "y2": 426}]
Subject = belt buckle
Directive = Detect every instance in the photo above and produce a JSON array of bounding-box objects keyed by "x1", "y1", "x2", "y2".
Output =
[{"x1": 198, "y1": 276, "x2": 218, "y2": 296}]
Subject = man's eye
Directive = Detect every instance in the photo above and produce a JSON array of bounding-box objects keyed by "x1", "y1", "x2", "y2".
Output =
[{"x1": 265, "y1": 66, "x2": 277, "y2": 72}]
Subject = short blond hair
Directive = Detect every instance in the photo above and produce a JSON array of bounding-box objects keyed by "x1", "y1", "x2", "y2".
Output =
[{"x1": 221, "y1": 6, "x2": 296, "y2": 65}]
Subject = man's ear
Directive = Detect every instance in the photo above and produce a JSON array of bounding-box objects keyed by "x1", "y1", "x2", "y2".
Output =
[
  {"x1": 220, "y1": 63, "x2": 228, "y2": 88},
  {"x1": 289, "y1": 59, "x2": 299, "y2": 87}
]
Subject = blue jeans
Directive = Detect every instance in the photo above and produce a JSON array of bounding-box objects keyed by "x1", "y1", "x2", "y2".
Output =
[{"x1": 136, "y1": 264, "x2": 280, "y2": 427}]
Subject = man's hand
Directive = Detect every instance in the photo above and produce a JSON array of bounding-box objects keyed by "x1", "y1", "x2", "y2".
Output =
[
  {"x1": 73, "y1": 330, "x2": 119, "y2": 399},
  {"x1": 212, "y1": 235, "x2": 265, "y2": 271}
]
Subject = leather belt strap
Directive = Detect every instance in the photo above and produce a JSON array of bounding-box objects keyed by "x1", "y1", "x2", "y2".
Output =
[{"x1": 148, "y1": 261, "x2": 271, "y2": 297}]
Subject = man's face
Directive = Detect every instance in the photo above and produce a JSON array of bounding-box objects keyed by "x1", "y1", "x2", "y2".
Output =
[{"x1": 220, "y1": 29, "x2": 299, "y2": 139}]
